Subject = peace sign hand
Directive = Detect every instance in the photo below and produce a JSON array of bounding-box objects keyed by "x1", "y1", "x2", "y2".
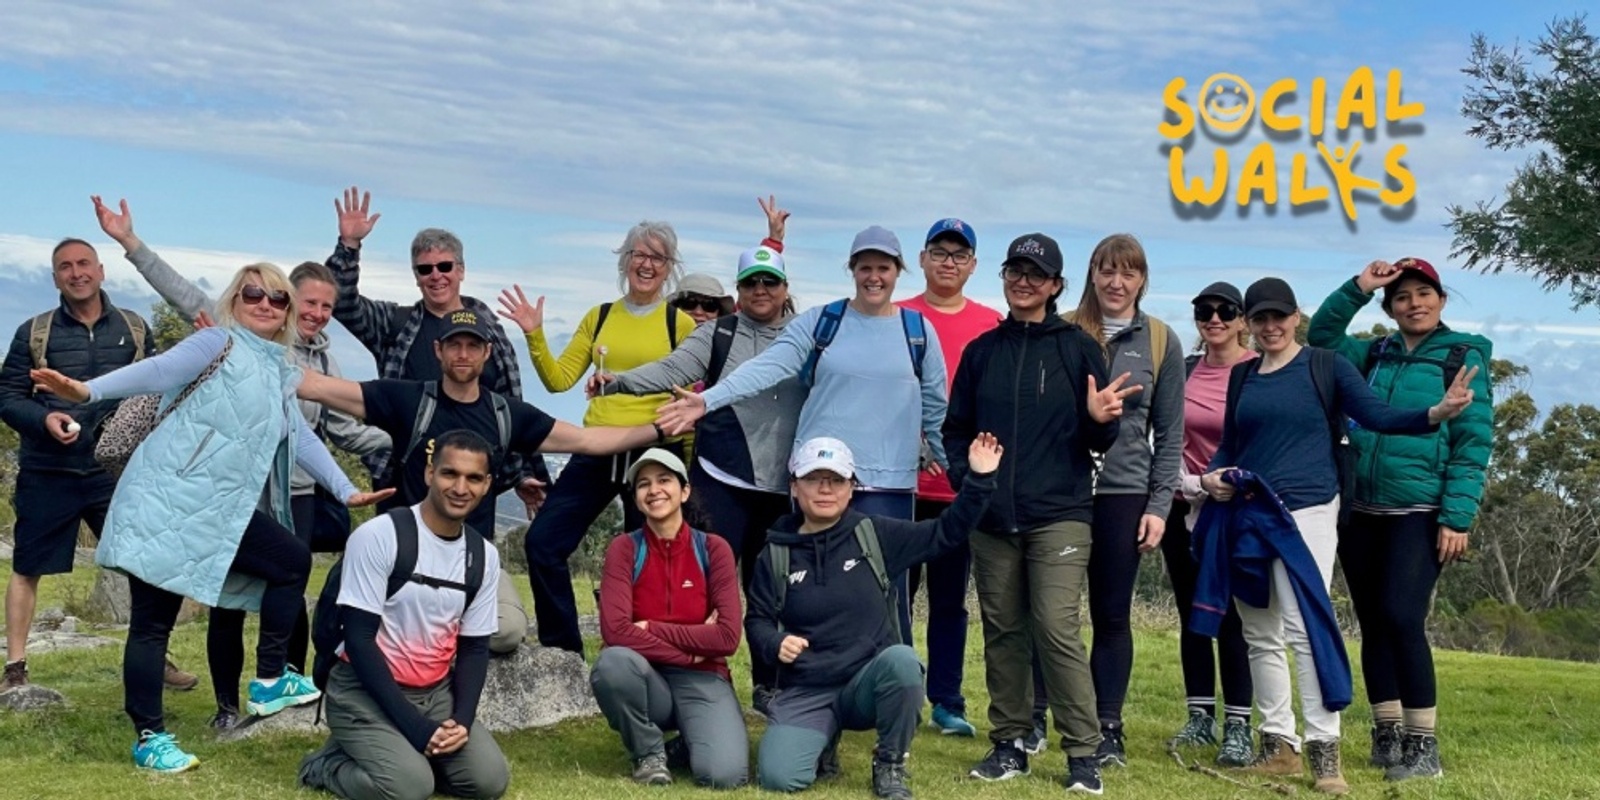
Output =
[
  {"x1": 758, "y1": 195, "x2": 790, "y2": 243},
  {"x1": 335, "y1": 186, "x2": 381, "y2": 247},
  {"x1": 1087, "y1": 372, "x2": 1143, "y2": 424},
  {"x1": 1428, "y1": 364, "x2": 1480, "y2": 424},
  {"x1": 496, "y1": 286, "x2": 544, "y2": 333}
]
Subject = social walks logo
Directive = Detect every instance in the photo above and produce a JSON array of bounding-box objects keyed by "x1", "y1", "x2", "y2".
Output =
[{"x1": 1160, "y1": 68, "x2": 1423, "y2": 222}]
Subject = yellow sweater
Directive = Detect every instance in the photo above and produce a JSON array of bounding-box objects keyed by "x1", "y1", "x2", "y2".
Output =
[{"x1": 526, "y1": 301, "x2": 695, "y2": 428}]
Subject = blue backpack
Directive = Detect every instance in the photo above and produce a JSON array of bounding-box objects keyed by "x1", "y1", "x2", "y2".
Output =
[
  {"x1": 797, "y1": 299, "x2": 928, "y2": 389},
  {"x1": 630, "y1": 527, "x2": 711, "y2": 581}
]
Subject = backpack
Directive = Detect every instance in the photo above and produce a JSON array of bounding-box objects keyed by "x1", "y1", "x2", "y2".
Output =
[
  {"x1": 310, "y1": 508, "x2": 487, "y2": 692},
  {"x1": 767, "y1": 518, "x2": 899, "y2": 642},
  {"x1": 1364, "y1": 335, "x2": 1471, "y2": 391},
  {"x1": 701, "y1": 315, "x2": 742, "y2": 389},
  {"x1": 29, "y1": 307, "x2": 147, "y2": 368},
  {"x1": 629, "y1": 527, "x2": 712, "y2": 582},
  {"x1": 797, "y1": 299, "x2": 927, "y2": 389},
  {"x1": 403, "y1": 382, "x2": 512, "y2": 468},
  {"x1": 1064, "y1": 311, "x2": 1171, "y2": 388},
  {"x1": 594, "y1": 302, "x2": 681, "y2": 351},
  {"x1": 1184, "y1": 353, "x2": 1201, "y2": 379},
  {"x1": 1224, "y1": 348, "x2": 1354, "y2": 527}
]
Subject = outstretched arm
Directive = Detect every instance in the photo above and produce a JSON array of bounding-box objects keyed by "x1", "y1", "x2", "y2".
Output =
[
  {"x1": 94, "y1": 196, "x2": 215, "y2": 322},
  {"x1": 297, "y1": 369, "x2": 369, "y2": 420},
  {"x1": 538, "y1": 419, "x2": 659, "y2": 456}
]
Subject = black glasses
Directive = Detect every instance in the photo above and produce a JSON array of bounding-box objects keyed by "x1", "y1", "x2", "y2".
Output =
[
  {"x1": 673, "y1": 295, "x2": 723, "y2": 314},
  {"x1": 239, "y1": 284, "x2": 291, "y2": 310},
  {"x1": 627, "y1": 250, "x2": 669, "y2": 268},
  {"x1": 1193, "y1": 302, "x2": 1241, "y2": 322},
  {"x1": 1000, "y1": 265, "x2": 1051, "y2": 286},
  {"x1": 927, "y1": 247, "x2": 974, "y2": 266},
  {"x1": 737, "y1": 275, "x2": 784, "y2": 290},
  {"x1": 413, "y1": 260, "x2": 457, "y2": 276}
]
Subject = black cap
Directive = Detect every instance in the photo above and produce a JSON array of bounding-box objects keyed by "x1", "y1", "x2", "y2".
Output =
[
  {"x1": 1244, "y1": 277, "x2": 1299, "y2": 318},
  {"x1": 438, "y1": 309, "x2": 492, "y2": 342},
  {"x1": 1192, "y1": 281, "x2": 1244, "y2": 309},
  {"x1": 1002, "y1": 233, "x2": 1064, "y2": 277}
]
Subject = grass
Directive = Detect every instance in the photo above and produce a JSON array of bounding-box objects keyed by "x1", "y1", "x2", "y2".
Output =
[{"x1": 2, "y1": 561, "x2": 1599, "y2": 799}]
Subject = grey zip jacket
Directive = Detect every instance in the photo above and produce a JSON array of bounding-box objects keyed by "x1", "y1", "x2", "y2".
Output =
[{"x1": 1085, "y1": 310, "x2": 1185, "y2": 519}]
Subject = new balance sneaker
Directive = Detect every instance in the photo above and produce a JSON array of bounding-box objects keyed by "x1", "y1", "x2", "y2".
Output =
[
  {"x1": 1369, "y1": 720, "x2": 1403, "y2": 768},
  {"x1": 1306, "y1": 739, "x2": 1349, "y2": 795},
  {"x1": 1170, "y1": 707, "x2": 1218, "y2": 748},
  {"x1": 968, "y1": 740, "x2": 1029, "y2": 782},
  {"x1": 871, "y1": 751, "x2": 912, "y2": 800},
  {"x1": 2, "y1": 659, "x2": 27, "y2": 691},
  {"x1": 163, "y1": 656, "x2": 199, "y2": 692},
  {"x1": 1094, "y1": 725, "x2": 1127, "y2": 768},
  {"x1": 632, "y1": 751, "x2": 672, "y2": 785},
  {"x1": 1383, "y1": 733, "x2": 1443, "y2": 781},
  {"x1": 1243, "y1": 732, "x2": 1303, "y2": 776},
  {"x1": 132, "y1": 730, "x2": 199, "y2": 774},
  {"x1": 1065, "y1": 756, "x2": 1104, "y2": 795},
  {"x1": 930, "y1": 704, "x2": 977, "y2": 737},
  {"x1": 1216, "y1": 718, "x2": 1254, "y2": 767},
  {"x1": 246, "y1": 668, "x2": 321, "y2": 717},
  {"x1": 1022, "y1": 723, "x2": 1048, "y2": 755}
]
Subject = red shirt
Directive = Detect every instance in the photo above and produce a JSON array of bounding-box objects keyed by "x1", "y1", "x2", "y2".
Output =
[
  {"x1": 598, "y1": 522, "x2": 743, "y2": 679},
  {"x1": 897, "y1": 294, "x2": 1002, "y2": 502}
]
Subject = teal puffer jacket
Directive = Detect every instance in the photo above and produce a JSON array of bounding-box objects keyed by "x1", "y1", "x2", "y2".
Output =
[{"x1": 1308, "y1": 279, "x2": 1493, "y2": 530}]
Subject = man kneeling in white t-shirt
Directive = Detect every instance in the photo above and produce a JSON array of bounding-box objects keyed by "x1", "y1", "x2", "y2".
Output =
[{"x1": 300, "y1": 429, "x2": 510, "y2": 800}]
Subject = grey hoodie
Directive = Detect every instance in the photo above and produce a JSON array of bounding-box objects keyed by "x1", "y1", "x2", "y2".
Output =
[{"x1": 1091, "y1": 311, "x2": 1185, "y2": 519}]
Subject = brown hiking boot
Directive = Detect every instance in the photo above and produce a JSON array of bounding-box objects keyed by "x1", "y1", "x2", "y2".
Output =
[
  {"x1": 1243, "y1": 732, "x2": 1303, "y2": 776},
  {"x1": 1306, "y1": 739, "x2": 1349, "y2": 794},
  {"x1": 2, "y1": 659, "x2": 27, "y2": 690},
  {"x1": 163, "y1": 656, "x2": 199, "y2": 692}
]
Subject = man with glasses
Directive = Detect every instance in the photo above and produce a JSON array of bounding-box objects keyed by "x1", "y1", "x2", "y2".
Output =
[{"x1": 894, "y1": 219, "x2": 1000, "y2": 738}]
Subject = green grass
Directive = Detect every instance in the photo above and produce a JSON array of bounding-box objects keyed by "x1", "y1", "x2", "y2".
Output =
[{"x1": 2, "y1": 561, "x2": 1599, "y2": 799}]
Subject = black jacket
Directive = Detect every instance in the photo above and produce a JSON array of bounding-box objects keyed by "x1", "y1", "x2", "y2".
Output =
[
  {"x1": 0, "y1": 293, "x2": 155, "y2": 473},
  {"x1": 942, "y1": 315, "x2": 1118, "y2": 534}
]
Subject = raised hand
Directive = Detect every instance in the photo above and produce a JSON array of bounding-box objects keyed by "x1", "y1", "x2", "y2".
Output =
[
  {"x1": 585, "y1": 372, "x2": 617, "y2": 399},
  {"x1": 1087, "y1": 372, "x2": 1143, "y2": 423},
  {"x1": 29, "y1": 368, "x2": 90, "y2": 403},
  {"x1": 1428, "y1": 364, "x2": 1480, "y2": 423},
  {"x1": 759, "y1": 194, "x2": 790, "y2": 243},
  {"x1": 966, "y1": 432, "x2": 1004, "y2": 474},
  {"x1": 655, "y1": 386, "x2": 707, "y2": 436},
  {"x1": 335, "y1": 186, "x2": 381, "y2": 248},
  {"x1": 345, "y1": 488, "x2": 398, "y2": 508},
  {"x1": 1354, "y1": 259, "x2": 1404, "y2": 294},
  {"x1": 44, "y1": 411, "x2": 80, "y2": 445},
  {"x1": 496, "y1": 286, "x2": 544, "y2": 333},
  {"x1": 91, "y1": 195, "x2": 141, "y2": 251}
]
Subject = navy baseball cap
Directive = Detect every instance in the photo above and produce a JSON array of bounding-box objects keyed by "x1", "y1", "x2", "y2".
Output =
[{"x1": 924, "y1": 218, "x2": 976, "y2": 250}]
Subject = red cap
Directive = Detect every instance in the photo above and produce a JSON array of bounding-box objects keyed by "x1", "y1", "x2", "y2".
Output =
[{"x1": 1382, "y1": 257, "x2": 1443, "y2": 307}]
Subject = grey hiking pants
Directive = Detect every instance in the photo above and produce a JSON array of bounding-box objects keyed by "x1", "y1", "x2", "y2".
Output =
[
  {"x1": 589, "y1": 646, "x2": 749, "y2": 788},
  {"x1": 307, "y1": 662, "x2": 510, "y2": 800},
  {"x1": 971, "y1": 521, "x2": 1101, "y2": 757},
  {"x1": 756, "y1": 644, "x2": 924, "y2": 792}
]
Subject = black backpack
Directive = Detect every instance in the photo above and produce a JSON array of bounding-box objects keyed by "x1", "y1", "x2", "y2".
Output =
[
  {"x1": 310, "y1": 508, "x2": 487, "y2": 692},
  {"x1": 1364, "y1": 335, "x2": 1471, "y2": 390}
]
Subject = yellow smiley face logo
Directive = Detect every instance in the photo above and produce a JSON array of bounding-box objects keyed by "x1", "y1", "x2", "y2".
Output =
[{"x1": 1198, "y1": 73, "x2": 1255, "y2": 134}]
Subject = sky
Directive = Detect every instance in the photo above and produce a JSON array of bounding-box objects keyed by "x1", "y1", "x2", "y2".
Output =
[{"x1": 0, "y1": 0, "x2": 1594, "y2": 425}]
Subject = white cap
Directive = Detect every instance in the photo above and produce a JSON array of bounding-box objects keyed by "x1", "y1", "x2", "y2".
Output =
[
  {"x1": 789, "y1": 437, "x2": 855, "y2": 479},
  {"x1": 624, "y1": 448, "x2": 689, "y2": 485}
]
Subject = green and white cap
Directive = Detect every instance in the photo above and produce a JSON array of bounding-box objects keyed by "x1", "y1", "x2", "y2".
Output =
[{"x1": 736, "y1": 246, "x2": 786, "y2": 282}]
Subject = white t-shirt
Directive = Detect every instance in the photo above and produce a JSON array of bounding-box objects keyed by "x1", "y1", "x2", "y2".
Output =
[{"x1": 337, "y1": 505, "x2": 500, "y2": 688}]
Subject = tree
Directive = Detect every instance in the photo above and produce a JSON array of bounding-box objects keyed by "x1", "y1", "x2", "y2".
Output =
[
  {"x1": 150, "y1": 300, "x2": 192, "y2": 351},
  {"x1": 1448, "y1": 16, "x2": 1600, "y2": 307}
]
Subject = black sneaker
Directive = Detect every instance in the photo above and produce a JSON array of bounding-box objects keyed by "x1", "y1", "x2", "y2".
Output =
[
  {"x1": 1022, "y1": 724, "x2": 1048, "y2": 755},
  {"x1": 1094, "y1": 726, "x2": 1127, "y2": 768},
  {"x1": 871, "y1": 751, "x2": 912, "y2": 800},
  {"x1": 208, "y1": 704, "x2": 240, "y2": 731},
  {"x1": 969, "y1": 740, "x2": 1029, "y2": 782},
  {"x1": 816, "y1": 732, "x2": 842, "y2": 782},
  {"x1": 1383, "y1": 733, "x2": 1443, "y2": 781},
  {"x1": 664, "y1": 734, "x2": 689, "y2": 771},
  {"x1": 632, "y1": 751, "x2": 672, "y2": 785},
  {"x1": 1216, "y1": 717, "x2": 1254, "y2": 767},
  {"x1": 751, "y1": 685, "x2": 777, "y2": 719},
  {"x1": 1065, "y1": 755, "x2": 1104, "y2": 795},
  {"x1": 1369, "y1": 721, "x2": 1403, "y2": 768}
]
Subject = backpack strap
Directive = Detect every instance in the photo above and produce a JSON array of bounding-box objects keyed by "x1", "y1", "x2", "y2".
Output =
[
  {"x1": 666, "y1": 305, "x2": 679, "y2": 345},
  {"x1": 27, "y1": 310, "x2": 53, "y2": 369},
  {"x1": 490, "y1": 391, "x2": 513, "y2": 453},
  {"x1": 630, "y1": 527, "x2": 713, "y2": 583},
  {"x1": 851, "y1": 518, "x2": 901, "y2": 643},
  {"x1": 630, "y1": 529, "x2": 648, "y2": 582},
  {"x1": 899, "y1": 308, "x2": 928, "y2": 382},
  {"x1": 1442, "y1": 343, "x2": 1471, "y2": 390},
  {"x1": 404, "y1": 382, "x2": 441, "y2": 468},
  {"x1": 460, "y1": 525, "x2": 487, "y2": 611},
  {"x1": 1148, "y1": 315, "x2": 1168, "y2": 385},
  {"x1": 1223, "y1": 358, "x2": 1259, "y2": 443},
  {"x1": 594, "y1": 302, "x2": 614, "y2": 342},
  {"x1": 768, "y1": 542, "x2": 790, "y2": 631},
  {"x1": 119, "y1": 309, "x2": 148, "y2": 362},
  {"x1": 798, "y1": 300, "x2": 849, "y2": 389},
  {"x1": 702, "y1": 315, "x2": 742, "y2": 389},
  {"x1": 385, "y1": 508, "x2": 421, "y2": 599},
  {"x1": 1308, "y1": 348, "x2": 1343, "y2": 433},
  {"x1": 1184, "y1": 353, "x2": 1201, "y2": 379}
]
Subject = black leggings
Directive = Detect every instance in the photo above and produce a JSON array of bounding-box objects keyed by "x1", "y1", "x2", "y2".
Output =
[
  {"x1": 1087, "y1": 493, "x2": 1147, "y2": 725},
  {"x1": 1339, "y1": 510, "x2": 1443, "y2": 708},
  {"x1": 1161, "y1": 500, "x2": 1252, "y2": 714},
  {"x1": 127, "y1": 511, "x2": 310, "y2": 733}
]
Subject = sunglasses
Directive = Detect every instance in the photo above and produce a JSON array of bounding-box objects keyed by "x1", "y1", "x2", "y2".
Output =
[
  {"x1": 413, "y1": 260, "x2": 457, "y2": 276},
  {"x1": 673, "y1": 295, "x2": 724, "y2": 314},
  {"x1": 737, "y1": 275, "x2": 784, "y2": 290},
  {"x1": 239, "y1": 284, "x2": 291, "y2": 310},
  {"x1": 1193, "y1": 302, "x2": 1241, "y2": 322}
]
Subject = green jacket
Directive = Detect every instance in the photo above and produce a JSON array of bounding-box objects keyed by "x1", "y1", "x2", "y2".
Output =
[{"x1": 1308, "y1": 278, "x2": 1494, "y2": 530}]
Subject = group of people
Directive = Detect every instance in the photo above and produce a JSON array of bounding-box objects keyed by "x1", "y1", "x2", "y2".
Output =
[{"x1": 0, "y1": 189, "x2": 1491, "y2": 800}]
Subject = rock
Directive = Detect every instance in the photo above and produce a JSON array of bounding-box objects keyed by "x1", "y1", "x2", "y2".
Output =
[
  {"x1": 87, "y1": 569, "x2": 132, "y2": 624},
  {"x1": 0, "y1": 684, "x2": 67, "y2": 711},
  {"x1": 0, "y1": 540, "x2": 12, "y2": 562},
  {"x1": 73, "y1": 547, "x2": 96, "y2": 568},
  {"x1": 25, "y1": 630, "x2": 120, "y2": 654},
  {"x1": 175, "y1": 598, "x2": 207, "y2": 625},
  {"x1": 58, "y1": 616, "x2": 77, "y2": 634},
  {"x1": 216, "y1": 704, "x2": 323, "y2": 742},
  {"x1": 478, "y1": 645, "x2": 598, "y2": 732}
]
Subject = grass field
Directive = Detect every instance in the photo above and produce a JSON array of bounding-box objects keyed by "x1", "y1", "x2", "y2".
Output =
[{"x1": 1, "y1": 560, "x2": 1598, "y2": 800}]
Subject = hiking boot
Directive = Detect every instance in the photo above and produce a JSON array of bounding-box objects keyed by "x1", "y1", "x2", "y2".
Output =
[
  {"x1": 1022, "y1": 723, "x2": 1048, "y2": 755},
  {"x1": 968, "y1": 740, "x2": 1029, "y2": 782},
  {"x1": 632, "y1": 751, "x2": 672, "y2": 785},
  {"x1": 2, "y1": 659, "x2": 27, "y2": 691},
  {"x1": 664, "y1": 734, "x2": 689, "y2": 771},
  {"x1": 1094, "y1": 725, "x2": 1126, "y2": 768},
  {"x1": 132, "y1": 730, "x2": 199, "y2": 774},
  {"x1": 1216, "y1": 717, "x2": 1254, "y2": 767},
  {"x1": 751, "y1": 684, "x2": 776, "y2": 720},
  {"x1": 246, "y1": 668, "x2": 321, "y2": 717},
  {"x1": 207, "y1": 704, "x2": 240, "y2": 731},
  {"x1": 163, "y1": 656, "x2": 199, "y2": 692},
  {"x1": 298, "y1": 739, "x2": 352, "y2": 789},
  {"x1": 1170, "y1": 707, "x2": 1218, "y2": 748},
  {"x1": 1384, "y1": 733, "x2": 1443, "y2": 781},
  {"x1": 1243, "y1": 732, "x2": 1302, "y2": 776},
  {"x1": 1305, "y1": 739, "x2": 1349, "y2": 794},
  {"x1": 1065, "y1": 755, "x2": 1104, "y2": 795},
  {"x1": 816, "y1": 732, "x2": 842, "y2": 782},
  {"x1": 930, "y1": 704, "x2": 977, "y2": 737},
  {"x1": 1369, "y1": 720, "x2": 1403, "y2": 767},
  {"x1": 871, "y1": 750, "x2": 912, "y2": 800}
]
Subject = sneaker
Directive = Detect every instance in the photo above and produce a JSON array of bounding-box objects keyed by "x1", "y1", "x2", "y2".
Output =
[
  {"x1": 968, "y1": 740, "x2": 1029, "y2": 782},
  {"x1": 871, "y1": 751, "x2": 912, "y2": 800},
  {"x1": 664, "y1": 734, "x2": 689, "y2": 771},
  {"x1": 1216, "y1": 718, "x2": 1254, "y2": 767},
  {"x1": 1065, "y1": 755, "x2": 1104, "y2": 795},
  {"x1": 1022, "y1": 723, "x2": 1049, "y2": 755},
  {"x1": 207, "y1": 705, "x2": 240, "y2": 731},
  {"x1": 1170, "y1": 707, "x2": 1218, "y2": 748},
  {"x1": 1305, "y1": 739, "x2": 1349, "y2": 795},
  {"x1": 1383, "y1": 733, "x2": 1443, "y2": 781},
  {"x1": 2, "y1": 659, "x2": 27, "y2": 691},
  {"x1": 632, "y1": 751, "x2": 672, "y2": 785},
  {"x1": 246, "y1": 668, "x2": 322, "y2": 717},
  {"x1": 163, "y1": 656, "x2": 199, "y2": 692},
  {"x1": 816, "y1": 732, "x2": 842, "y2": 782},
  {"x1": 298, "y1": 739, "x2": 352, "y2": 789},
  {"x1": 132, "y1": 730, "x2": 199, "y2": 774},
  {"x1": 1369, "y1": 720, "x2": 1403, "y2": 768},
  {"x1": 1243, "y1": 732, "x2": 1303, "y2": 776},
  {"x1": 1094, "y1": 726, "x2": 1126, "y2": 768},
  {"x1": 930, "y1": 704, "x2": 977, "y2": 737},
  {"x1": 751, "y1": 684, "x2": 777, "y2": 719}
]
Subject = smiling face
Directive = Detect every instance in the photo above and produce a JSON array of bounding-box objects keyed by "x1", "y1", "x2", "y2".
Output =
[
  {"x1": 1248, "y1": 309, "x2": 1298, "y2": 356},
  {"x1": 231, "y1": 276, "x2": 291, "y2": 340},
  {"x1": 851, "y1": 251, "x2": 900, "y2": 306},
  {"x1": 1198, "y1": 72, "x2": 1256, "y2": 134},
  {"x1": 791, "y1": 470, "x2": 854, "y2": 528},
  {"x1": 425, "y1": 444, "x2": 491, "y2": 523},
  {"x1": 1193, "y1": 296, "x2": 1246, "y2": 351},
  {"x1": 737, "y1": 275, "x2": 788, "y2": 323},
  {"x1": 1001, "y1": 263, "x2": 1061, "y2": 321},
  {"x1": 413, "y1": 247, "x2": 465, "y2": 313},
  {"x1": 1092, "y1": 258, "x2": 1145, "y2": 319},
  {"x1": 52, "y1": 242, "x2": 105, "y2": 305},
  {"x1": 632, "y1": 462, "x2": 689, "y2": 524},
  {"x1": 293, "y1": 278, "x2": 336, "y2": 341},
  {"x1": 626, "y1": 235, "x2": 671, "y2": 299},
  {"x1": 432, "y1": 333, "x2": 490, "y2": 386},
  {"x1": 919, "y1": 235, "x2": 976, "y2": 295},
  {"x1": 1385, "y1": 276, "x2": 1446, "y2": 337}
]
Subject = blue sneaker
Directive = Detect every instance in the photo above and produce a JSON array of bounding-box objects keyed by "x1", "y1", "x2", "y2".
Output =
[
  {"x1": 930, "y1": 704, "x2": 977, "y2": 737},
  {"x1": 133, "y1": 730, "x2": 199, "y2": 774},
  {"x1": 247, "y1": 668, "x2": 322, "y2": 717}
]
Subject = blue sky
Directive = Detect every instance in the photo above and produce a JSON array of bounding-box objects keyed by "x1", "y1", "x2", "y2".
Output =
[{"x1": 0, "y1": 0, "x2": 1594, "y2": 425}]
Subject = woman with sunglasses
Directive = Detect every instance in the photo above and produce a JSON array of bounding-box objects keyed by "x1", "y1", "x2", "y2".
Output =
[
  {"x1": 32, "y1": 261, "x2": 393, "y2": 774},
  {"x1": 1307, "y1": 259, "x2": 1492, "y2": 781},
  {"x1": 1162, "y1": 282, "x2": 1256, "y2": 766},
  {"x1": 672, "y1": 274, "x2": 737, "y2": 326}
]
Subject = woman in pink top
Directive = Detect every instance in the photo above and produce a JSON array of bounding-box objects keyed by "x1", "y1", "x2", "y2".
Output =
[{"x1": 1162, "y1": 281, "x2": 1258, "y2": 767}]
